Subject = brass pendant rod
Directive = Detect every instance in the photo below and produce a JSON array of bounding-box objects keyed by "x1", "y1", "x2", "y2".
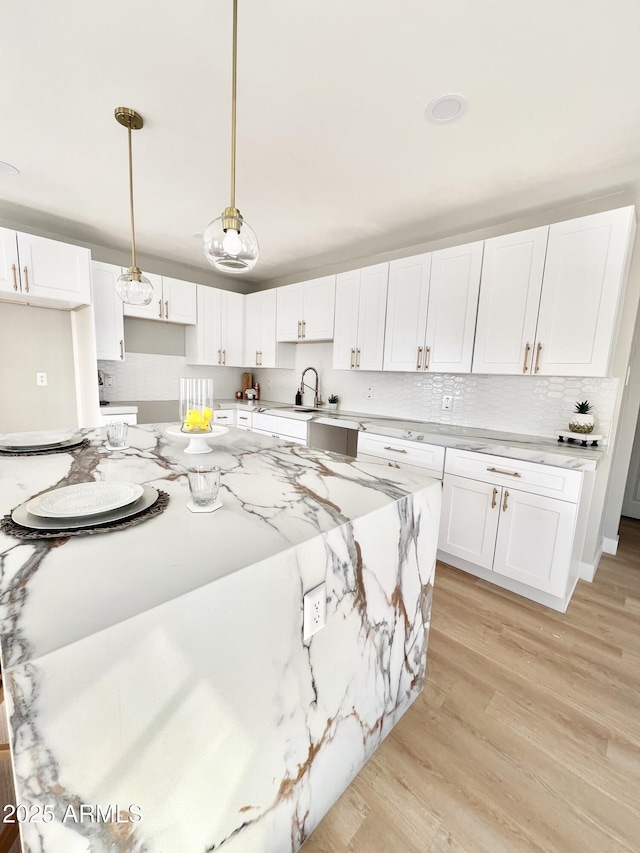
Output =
[
  {"x1": 230, "y1": 0, "x2": 238, "y2": 210},
  {"x1": 127, "y1": 122, "x2": 137, "y2": 269}
]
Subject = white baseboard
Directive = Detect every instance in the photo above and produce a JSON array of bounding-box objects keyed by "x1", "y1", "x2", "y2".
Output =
[
  {"x1": 602, "y1": 536, "x2": 619, "y2": 556},
  {"x1": 578, "y1": 560, "x2": 597, "y2": 582}
]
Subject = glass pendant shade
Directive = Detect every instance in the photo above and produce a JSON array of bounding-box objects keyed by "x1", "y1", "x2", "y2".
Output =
[
  {"x1": 116, "y1": 268, "x2": 154, "y2": 305},
  {"x1": 203, "y1": 213, "x2": 259, "y2": 274}
]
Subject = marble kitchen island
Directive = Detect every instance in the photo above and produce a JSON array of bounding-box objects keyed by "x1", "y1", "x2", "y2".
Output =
[{"x1": 0, "y1": 424, "x2": 441, "y2": 853}]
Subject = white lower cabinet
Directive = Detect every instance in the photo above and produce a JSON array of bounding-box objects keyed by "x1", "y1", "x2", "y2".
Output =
[
  {"x1": 235, "y1": 410, "x2": 253, "y2": 431},
  {"x1": 251, "y1": 412, "x2": 308, "y2": 445},
  {"x1": 356, "y1": 432, "x2": 445, "y2": 479},
  {"x1": 213, "y1": 409, "x2": 235, "y2": 425},
  {"x1": 438, "y1": 449, "x2": 582, "y2": 606}
]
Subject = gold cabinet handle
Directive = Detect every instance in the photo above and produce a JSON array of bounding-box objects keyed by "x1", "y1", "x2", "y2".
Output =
[
  {"x1": 11, "y1": 264, "x2": 18, "y2": 291},
  {"x1": 23, "y1": 266, "x2": 30, "y2": 293},
  {"x1": 487, "y1": 466, "x2": 521, "y2": 478},
  {"x1": 416, "y1": 346, "x2": 423, "y2": 371},
  {"x1": 259, "y1": 351, "x2": 263, "y2": 366},
  {"x1": 255, "y1": 350, "x2": 259, "y2": 366},
  {"x1": 424, "y1": 346, "x2": 430, "y2": 370},
  {"x1": 350, "y1": 348, "x2": 355, "y2": 369},
  {"x1": 302, "y1": 320, "x2": 306, "y2": 339},
  {"x1": 356, "y1": 348, "x2": 361, "y2": 368},
  {"x1": 384, "y1": 446, "x2": 407, "y2": 454},
  {"x1": 239, "y1": 415, "x2": 248, "y2": 421},
  {"x1": 217, "y1": 349, "x2": 222, "y2": 364},
  {"x1": 223, "y1": 349, "x2": 226, "y2": 365},
  {"x1": 165, "y1": 300, "x2": 169, "y2": 319},
  {"x1": 522, "y1": 342, "x2": 531, "y2": 374},
  {"x1": 119, "y1": 339, "x2": 124, "y2": 360},
  {"x1": 534, "y1": 342, "x2": 542, "y2": 373},
  {"x1": 158, "y1": 299, "x2": 163, "y2": 318},
  {"x1": 217, "y1": 415, "x2": 229, "y2": 420},
  {"x1": 502, "y1": 489, "x2": 510, "y2": 512},
  {"x1": 491, "y1": 487, "x2": 498, "y2": 509},
  {"x1": 297, "y1": 320, "x2": 302, "y2": 339}
]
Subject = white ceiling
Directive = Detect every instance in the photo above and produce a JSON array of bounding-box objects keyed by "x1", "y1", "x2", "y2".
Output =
[{"x1": 1, "y1": 0, "x2": 640, "y2": 284}]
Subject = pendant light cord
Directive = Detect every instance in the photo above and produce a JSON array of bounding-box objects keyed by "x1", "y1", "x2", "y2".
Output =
[
  {"x1": 230, "y1": 0, "x2": 238, "y2": 210},
  {"x1": 128, "y1": 122, "x2": 137, "y2": 269}
]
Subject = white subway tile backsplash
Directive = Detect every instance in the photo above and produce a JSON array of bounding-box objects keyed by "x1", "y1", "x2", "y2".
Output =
[{"x1": 99, "y1": 344, "x2": 618, "y2": 440}]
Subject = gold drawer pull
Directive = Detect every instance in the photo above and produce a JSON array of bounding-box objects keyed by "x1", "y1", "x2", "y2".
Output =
[
  {"x1": 503, "y1": 489, "x2": 510, "y2": 512},
  {"x1": 158, "y1": 299, "x2": 163, "y2": 318},
  {"x1": 11, "y1": 264, "x2": 18, "y2": 291},
  {"x1": 535, "y1": 342, "x2": 542, "y2": 373},
  {"x1": 487, "y1": 466, "x2": 521, "y2": 477},
  {"x1": 424, "y1": 345, "x2": 430, "y2": 370},
  {"x1": 384, "y1": 446, "x2": 407, "y2": 454},
  {"x1": 119, "y1": 339, "x2": 124, "y2": 359},
  {"x1": 23, "y1": 266, "x2": 30, "y2": 293},
  {"x1": 522, "y1": 342, "x2": 531, "y2": 373},
  {"x1": 350, "y1": 348, "x2": 355, "y2": 369},
  {"x1": 356, "y1": 348, "x2": 361, "y2": 368},
  {"x1": 491, "y1": 487, "x2": 498, "y2": 509},
  {"x1": 217, "y1": 416, "x2": 229, "y2": 420},
  {"x1": 165, "y1": 299, "x2": 169, "y2": 319},
  {"x1": 417, "y1": 346, "x2": 423, "y2": 371}
]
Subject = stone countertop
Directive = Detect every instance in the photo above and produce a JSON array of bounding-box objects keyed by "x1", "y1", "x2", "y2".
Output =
[
  {"x1": 0, "y1": 423, "x2": 438, "y2": 665},
  {"x1": 215, "y1": 400, "x2": 604, "y2": 472}
]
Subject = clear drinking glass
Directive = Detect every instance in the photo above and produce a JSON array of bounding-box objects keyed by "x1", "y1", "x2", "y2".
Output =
[
  {"x1": 106, "y1": 422, "x2": 128, "y2": 448},
  {"x1": 187, "y1": 466, "x2": 220, "y2": 507}
]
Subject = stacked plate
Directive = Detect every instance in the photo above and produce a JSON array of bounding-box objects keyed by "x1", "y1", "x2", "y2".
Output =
[
  {"x1": 0, "y1": 431, "x2": 84, "y2": 455},
  {"x1": 12, "y1": 482, "x2": 159, "y2": 532}
]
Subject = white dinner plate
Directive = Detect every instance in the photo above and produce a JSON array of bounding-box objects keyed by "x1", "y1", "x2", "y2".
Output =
[
  {"x1": 26, "y1": 482, "x2": 145, "y2": 519},
  {"x1": 0, "y1": 430, "x2": 76, "y2": 449},
  {"x1": 13, "y1": 486, "x2": 159, "y2": 531}
]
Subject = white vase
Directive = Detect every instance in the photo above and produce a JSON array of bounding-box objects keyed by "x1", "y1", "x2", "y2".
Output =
[
  {"x1": 326, "y1": 402, "x2": 338, "y2": 411},
  {"x1": 568, "y1": 413, "x2": 595, "y2": 434}
]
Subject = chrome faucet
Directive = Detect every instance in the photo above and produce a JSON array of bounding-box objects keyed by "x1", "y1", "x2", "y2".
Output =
[{"x1": 300, "y1": 366, "x2": 320, "y2": 408}]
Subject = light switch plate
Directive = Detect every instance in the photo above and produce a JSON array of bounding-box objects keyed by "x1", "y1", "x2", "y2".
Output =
[
  {"x1": 303, "y1": 582, "x2": 326, "y2": 641},
  {"x1": 442, "y1": 395, "x2": 453, "y2": 410}
]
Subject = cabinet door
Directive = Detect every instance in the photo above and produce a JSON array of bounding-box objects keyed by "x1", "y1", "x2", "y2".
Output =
[
  {"x1": 122, "y1": 272, "x2": 164, "y2": 320},
  {"x1": 221, "y1": 290, "x2": 244, "y2": 366},
  {"x1": 333, "y1": 269, "x2": 361, "y2": 369},
  {"x1": 425, "y1": 241, "x2": 483, "y2": 373},
  {"x1": 356, "y1": 262, "x2": 389, "y2": 371},
  {"x1": 186, "y1": 285, "x2": 222, "y2": 365},
  {"x1": 383, "y1": 254, "x2": 431, "y2": 372},
  {"x1": 91, "y1": 262, "x2": 125, "y2": 361},
  {"x1": 439, "y1": 475, "x2": 500, "y2": 570},
  {"x1": 276, "y1": 283, "x2": 304, "y2": 341},
  {"x1": 162, "y1": 277, "x2": 197, "y2": 325},
  {"x1": 258, "y1": 289, "x2": 277, "y2": 367},
  {"x1": 472, "y1": 227, "x2": 548, "y2": 375},
  {"x1": 302, "y1": 275, "x2": 336, "y2": 340},
  {"x1": 244, "y1": 291, "x2": 262, "y2": 367},
  {"x1": 0, "y1": 227, "x2": 21, "y2": 296},
  {"x1": 16, "y1": 233, "x2": 91, "y2": 306},
  {"x1": 494, "y1": 488, "x2": 577, "y2": 596},
  {"x1": 534, "y1": 207, "x2": 635, "y2": 376}
]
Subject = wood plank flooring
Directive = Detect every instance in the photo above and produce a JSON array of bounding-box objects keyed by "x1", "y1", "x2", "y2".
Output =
[{"x1": 303, "y1": 517, "x2": 640, "y2": 853}]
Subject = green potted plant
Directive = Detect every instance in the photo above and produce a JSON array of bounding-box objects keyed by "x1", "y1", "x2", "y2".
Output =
[
  {"x1": 569, "y1": 401, "x2": 595, "y2": 434},
  {"x1": 327, "y1": 394, "x2": 339, "y2": 411}
]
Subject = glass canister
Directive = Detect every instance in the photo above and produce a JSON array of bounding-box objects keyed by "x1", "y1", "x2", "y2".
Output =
[{"x1": 179, "y1": 378, "x2": 214, "y2": 433}]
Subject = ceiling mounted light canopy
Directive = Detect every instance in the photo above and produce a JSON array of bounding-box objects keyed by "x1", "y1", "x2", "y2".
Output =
[
  {"x1": 203, "y1": 0, "x2": 259, "y2": 275},
  {"x1": 425, "y1": 94, "x2": 467, "y2": 124},
  {"x1": 114, "y1": 106, "x2": 154, "y2": 305}
]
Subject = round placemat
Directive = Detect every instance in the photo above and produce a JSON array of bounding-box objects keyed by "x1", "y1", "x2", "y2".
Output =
[
  {"x1": 0, "y1": 489, "x2": 169, "y2": 540},
  {"x1": 0, "y1": 439, "x2": 90, "y2": 458}
]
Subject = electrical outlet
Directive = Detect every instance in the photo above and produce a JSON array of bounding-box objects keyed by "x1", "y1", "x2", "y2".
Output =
[
  {"x1": 36, "y1": 372, "x2": 47, "y2": 387},
  {"x1": 442, "y1": 395, "x2": 453, "y2": 411},
  {"x1": 266, "y1": 379, "x2": 272, "y2": 390},
  {"x1": 105, "y1": 375, "x2": 115, "y2": 387},
  {"x1": 367, "y1": 386, "x2": 375, "y2": 399},
  {"x1": 303, "y1": 582, "x2": 326, "y2": 641}
]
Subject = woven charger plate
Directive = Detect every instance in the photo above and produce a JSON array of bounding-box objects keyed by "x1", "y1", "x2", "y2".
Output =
[
  {"x1": 1, "y1": 489, "x2": 169, "y2": 540},
  {"x1": 0, "y1": 438, "x2": 90, "y2": 458}
]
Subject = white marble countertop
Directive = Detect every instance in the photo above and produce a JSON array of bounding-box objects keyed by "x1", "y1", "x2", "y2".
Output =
[
  {"x1": 0, "y1": 423, "x2": 437, "y2": 665},
  {"x1": 216, "y1": 400, "x2": 604, "y2": 471}
]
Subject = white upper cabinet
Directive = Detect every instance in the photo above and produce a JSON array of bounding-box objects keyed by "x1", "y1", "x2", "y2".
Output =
[
  {"x1": 424, "y1": 241, "x2": 484, "y2": 373},
  {"x1": 91, "y1": 261, "x2": 125, "y2": 361},
  {"x1": 383, "y1": 254, "x2": 431, "y2": 372},
  {"x1": 245, "y1": 290, "x2": 295, "y2": 369},
  {"x1": 186, "y1": 286, "x2": 244, "y2": 367},
  {"x1": 533, "y1": 207, "x2": 635, "y2": 376},
  {"x1": 472, "y1": 227, "x2": 548, "y2": 375},
  {"x1": 276, "y1": 275, "x2": 336, "y2": 341},
  {"x1": 333, "y1": 263, "x2": 388, "y2": 370},
  {"x1": 123, "y1": 275, "x2": 196, "y2": 324},
  {"x1": 0, "y1": 228, "x2": 90, "y2": 308}
]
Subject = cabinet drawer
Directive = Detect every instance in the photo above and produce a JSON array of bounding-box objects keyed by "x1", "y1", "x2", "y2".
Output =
[
  {"x1": 213, "y1": 409, "x2": 234, "y2": 424},
  {"x1": 252, "y1": 413, "x2": 308, "y2": 441},
  {"x1": 357, "y1": 433, "x2": 445, "y2": 478},
  {"x1": 253, "y1": 428, "x2": 306, "y2": 445},
  {"x1": 444, "y1": 448, "x2": 582, "y2": 503},
  {"x1": 235, "y1": 411, "x2": 253, "y2": 430},
  {"x1": 358, "y1": 453, "x2": 441, "y2": 480}
]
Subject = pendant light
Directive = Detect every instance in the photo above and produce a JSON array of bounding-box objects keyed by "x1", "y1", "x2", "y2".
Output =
[
  {"x1": 114, "y1": 107, "x2": 154, "y2": 305},
  {"x1": 203, "y1": 0, "x2": 259, "y2": 274}
]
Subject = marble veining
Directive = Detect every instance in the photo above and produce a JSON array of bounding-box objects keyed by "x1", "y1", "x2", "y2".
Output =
[{"x1": 0, "y1": 425, "x2": 440, "y2": 852}]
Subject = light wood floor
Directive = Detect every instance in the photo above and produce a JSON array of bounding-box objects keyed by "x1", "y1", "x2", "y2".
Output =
[{"x1": 303, "y1": 517, "x2": 640, "y2": 853}]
